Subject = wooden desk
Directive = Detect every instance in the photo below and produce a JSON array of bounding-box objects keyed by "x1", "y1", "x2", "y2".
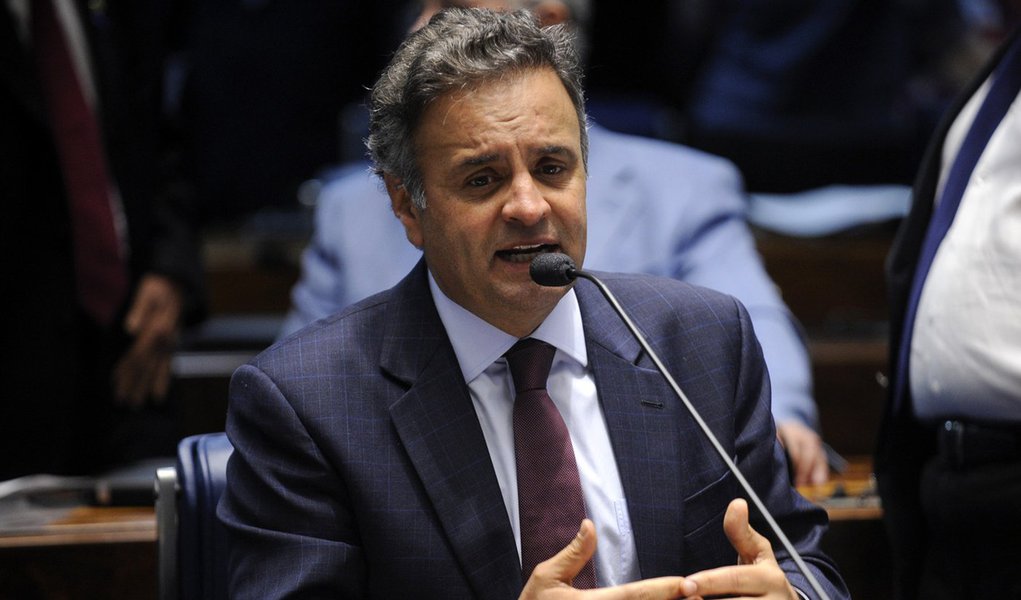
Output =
[
  {"x1": 798, "y1": 456, "x2": 882, "y2": 521},
  {"x1": 0, "y1": 506, "x2": 154, "y2": 548},
  {"x1": 0, "y1": 505, "x2": 156, "y2": 599},
  {"x1": 0, "y1": 462, "x2": 886, "y2": 599},
  {"x1": 798, "y1": 457, "x2": 892, "y2": 600}
]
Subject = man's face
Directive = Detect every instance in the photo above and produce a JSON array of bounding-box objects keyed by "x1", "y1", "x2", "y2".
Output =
[{"x1": 389, "y1": 67, "x2": 587, "y2": 337}]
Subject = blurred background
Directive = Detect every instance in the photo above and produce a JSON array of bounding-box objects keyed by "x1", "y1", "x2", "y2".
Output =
[{"x1": 3, "y1": 0, "x2": 1018, "y2": 597}]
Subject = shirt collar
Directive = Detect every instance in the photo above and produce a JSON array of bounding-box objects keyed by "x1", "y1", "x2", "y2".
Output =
[{"x1": 428, "y1": 271, "x2": 588, "y2": 383}]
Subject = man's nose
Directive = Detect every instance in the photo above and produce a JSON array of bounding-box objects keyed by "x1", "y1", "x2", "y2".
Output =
[{"x1": 502, "y1": 173, "x2": 550, "y2": 226}]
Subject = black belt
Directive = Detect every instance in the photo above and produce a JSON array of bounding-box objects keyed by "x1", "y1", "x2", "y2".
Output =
[{"x1": 936, "y1": 420, "x2": 1021, "y2": 469}]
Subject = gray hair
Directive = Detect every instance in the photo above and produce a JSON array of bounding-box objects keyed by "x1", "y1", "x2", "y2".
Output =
[{"x1": 367, "y1": 8, "x2": 588, "y2": 209}]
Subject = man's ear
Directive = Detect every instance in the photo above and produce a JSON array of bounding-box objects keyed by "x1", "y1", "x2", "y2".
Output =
[{"x1": 385, "y1": 174, "x2": 424, "y2": 249}]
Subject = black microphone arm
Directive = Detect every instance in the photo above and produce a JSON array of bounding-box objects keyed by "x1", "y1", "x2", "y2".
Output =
[{"x1": 530, "y1": 253, "x2": 831, "y2": 600}]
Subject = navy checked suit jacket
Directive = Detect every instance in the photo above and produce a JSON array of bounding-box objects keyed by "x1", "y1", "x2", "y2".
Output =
[{"x1": 218, "y1": 261, "x2": 847, "y2": 599}]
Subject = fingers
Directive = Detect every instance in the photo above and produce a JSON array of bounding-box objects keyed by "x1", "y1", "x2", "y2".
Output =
[
  {"x1": 723, "y1": 499, "x2": 773, "y2": 566},
  {"x1": 524, "y1": 519, "x2": 597, "y2": 592},
  {"x1": 776, "y1": 422, "x2": 829, "y2": 486},
  {"x1": 114, "y1": 275, "x2": 183, "y2": 406},
  {"x1": 601, "y1": 576, "x2": 694, "y2": 599},
  {"x1": 685, "y1": 562, "x2": 794, "y2": 599},
  {"x1": 682, "y1": 500, "x2": 796, "y2": 599},
  {"x1": 113, "y1": 344, "x2": 172, "y2": 407},
  {"x1": 124, "y1": 275, "x2": 183, "y2": 335},
  {"x1": 808, "y1": 452, "x2": 829, "y2": 487},
  {"x1": 520, "y1": 520, "x2": 694, "y2": 600},
  {"x1": 113, "y1": 324, "x2": 176, "y2": 406}
]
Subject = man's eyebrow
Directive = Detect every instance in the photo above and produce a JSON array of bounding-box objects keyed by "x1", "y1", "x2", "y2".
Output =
[
  {"x1": 537, "y1": 145, "x2": 574, "y2": 158},
  {"x1": 456, "y1": 146, "x2": 575, "y2": 169},
  {"x1": 459, "y1": 153, "x2": 500, "y2": 168}
]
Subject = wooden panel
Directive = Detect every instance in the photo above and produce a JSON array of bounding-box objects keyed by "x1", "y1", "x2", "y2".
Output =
[
  {"x1": 201, "y1": 231, "x2": 305, "y2": 315},
  {"x1": 754, "y1": 228, "x2": 893, "y2": 334},
  {"x1": 810, "y1": 338, "x2": 888, "y2": 456}
]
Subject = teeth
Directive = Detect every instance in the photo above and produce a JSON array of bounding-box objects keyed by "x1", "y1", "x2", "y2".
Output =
[
  {"x1": 499, "y1": 244, "x2": 552, "y2": 263},
  {"x1": 505, "y1": 252, "x2": 536, "y2": 263}
]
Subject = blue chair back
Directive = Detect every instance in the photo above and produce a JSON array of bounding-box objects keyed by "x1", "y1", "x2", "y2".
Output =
[{"x1": 176, "y1": 432, "x2": 233, "y2": 600}]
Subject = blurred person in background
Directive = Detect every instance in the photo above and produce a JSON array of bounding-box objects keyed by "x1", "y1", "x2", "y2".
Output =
[
  {"x1": 1, "y1": 0, "x2": 205, "y2": 480},
  {"x1": 877, "y1": 9, "x2": 1021, "y2": 598}
]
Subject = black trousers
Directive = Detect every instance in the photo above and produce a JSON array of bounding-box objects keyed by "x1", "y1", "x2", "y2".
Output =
[{"x1": 918, "y1": 451, "x2": 1021, "y2": 599}]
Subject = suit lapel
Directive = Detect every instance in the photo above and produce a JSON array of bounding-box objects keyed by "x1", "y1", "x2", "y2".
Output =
[
  {"x1": 889, "y1": 37, "x2": 996, "y2": 306},
  {"x1": 381, "y1": 263, "x2": 521, "y2": 599},
  {"x1": 576, "y1": 281, "x2": 687, "y2": 578}
]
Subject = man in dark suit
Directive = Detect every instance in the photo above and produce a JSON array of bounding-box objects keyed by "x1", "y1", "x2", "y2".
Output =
[
  {"x1": 877, "y1": 20, "x2": 1021, "y2": 600},
  {"x1": 1, "y1": 1, "x2": 205, "y2": 480},
  {"x1": 218, "y1": 8, "x2": 848, "y2": 598}
]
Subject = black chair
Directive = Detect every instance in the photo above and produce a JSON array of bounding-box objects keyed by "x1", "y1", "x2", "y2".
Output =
[{"x1": 155, "y1": 432, "x2": 233, "y2": 600}]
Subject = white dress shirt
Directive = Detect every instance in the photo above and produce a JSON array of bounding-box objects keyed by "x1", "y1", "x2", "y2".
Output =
[
  {"x1": 910, "y1": 74, "x2": 1021, "y2": 423},
  {"x1": 428, "y1": 274, "x2": 640, "y2": 586}
]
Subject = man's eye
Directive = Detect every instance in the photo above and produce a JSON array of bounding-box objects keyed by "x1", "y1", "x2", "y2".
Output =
[
  {"x1": 540, "y1": 164, "x2": 564, "y2": 176},
  {"x1": 468, "y1": 175, "x2": 493, "y2": 187}
]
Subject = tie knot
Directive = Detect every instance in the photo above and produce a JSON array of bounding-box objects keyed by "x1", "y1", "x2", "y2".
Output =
[{"x1": 505, "y1": 338, "x2": 556, "y2": 393}]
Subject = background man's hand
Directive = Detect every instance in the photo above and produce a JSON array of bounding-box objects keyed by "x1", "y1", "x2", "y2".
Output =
[
  {"x1": 684, "y1": 499, "x2": 798, "y2": 599},
  {"x1": 113, "y1": 274, "x2": 184, "y2": 407},
  {"x1": 777, "y1": 421, "x2": 829, "y2": 486},
  {"x1": 519, "y1": 519, "x2": 694, "y2": 599}
]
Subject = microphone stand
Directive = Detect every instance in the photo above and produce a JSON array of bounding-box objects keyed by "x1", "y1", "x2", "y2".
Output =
[{"x1": 567, "y1": 266, "x2": 832, "y2": 600}]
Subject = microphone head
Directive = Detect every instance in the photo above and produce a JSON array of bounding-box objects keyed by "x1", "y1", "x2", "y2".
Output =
[{"x1": 530, "y1": 253, "x2": 577, "y2": 287}]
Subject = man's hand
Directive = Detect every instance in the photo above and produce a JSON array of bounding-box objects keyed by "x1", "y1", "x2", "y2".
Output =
[
  {"x1": 684, "y1": 499, "x2": 798, "y2": 599},
  {"x1": 777, "y1": 421, "x2": 829, "y2": 486},
  {"x1": 113, "y1": 274, "x2": 184, "y2": 407},
  {"x1": 519, "y1": 519, "x2": 694, "y2": 599}
]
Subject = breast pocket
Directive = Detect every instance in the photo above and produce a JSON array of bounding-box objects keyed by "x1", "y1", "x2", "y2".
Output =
[{"x1": 680, "y1": 469, "x2": 742, "y2": 572}]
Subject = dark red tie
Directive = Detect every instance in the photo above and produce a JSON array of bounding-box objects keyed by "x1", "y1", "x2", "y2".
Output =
[
  {"x1": 32, "y1": 0, "x2": 128, "y2": 326},
  {"x1": 507, "y1": 338, "x2": 596, "y2": 588}
]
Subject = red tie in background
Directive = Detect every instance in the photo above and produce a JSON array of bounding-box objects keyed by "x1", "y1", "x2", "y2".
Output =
[
  {"x1": 32, "y1": 0, "x2": 128, "y2": 326},
  {"x1": 507, "y1": 338, "x2": 596, "y2": 588}
]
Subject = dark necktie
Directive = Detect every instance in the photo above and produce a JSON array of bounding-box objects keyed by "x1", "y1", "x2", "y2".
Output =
[
  {"x1": 32, "y1": 0, "x2": 128, "y2": 326},
  {"x1": 894, "y1": 33, "x2": 1021, "y2": 412},
  {"x1": 506, "y1": 338, "x2": 596, "y2": 588}
]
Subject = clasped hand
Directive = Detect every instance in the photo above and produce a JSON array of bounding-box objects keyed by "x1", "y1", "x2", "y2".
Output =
[
  {"x1": 519, "y1": 498, "x2": 798, "y2": 600},
  {"x1": 112, "y1": 274, "x2": 184, "y2": 407}
]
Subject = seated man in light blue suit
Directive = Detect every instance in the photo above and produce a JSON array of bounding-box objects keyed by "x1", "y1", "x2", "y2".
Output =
[{"x1": 281, "y1": 0, "x2": 829, "y2": 486}]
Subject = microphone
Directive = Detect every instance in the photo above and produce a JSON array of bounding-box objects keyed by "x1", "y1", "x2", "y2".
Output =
[
  {"x1": 529, "y1": 252, "x2": 577, "y2": 286},
  {"x1": 531, "y1": 253, "x2": 831, "y2": 600}
]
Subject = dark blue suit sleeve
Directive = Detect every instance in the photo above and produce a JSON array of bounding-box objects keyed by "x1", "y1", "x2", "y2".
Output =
[{"x1": 218, "y1": 364, "x2": 367, "y2": 599}]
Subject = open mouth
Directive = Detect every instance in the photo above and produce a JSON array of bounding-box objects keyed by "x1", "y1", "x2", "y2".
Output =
[{"x1": 495, "y1": 243, "x2": 559, "y2": 264}]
